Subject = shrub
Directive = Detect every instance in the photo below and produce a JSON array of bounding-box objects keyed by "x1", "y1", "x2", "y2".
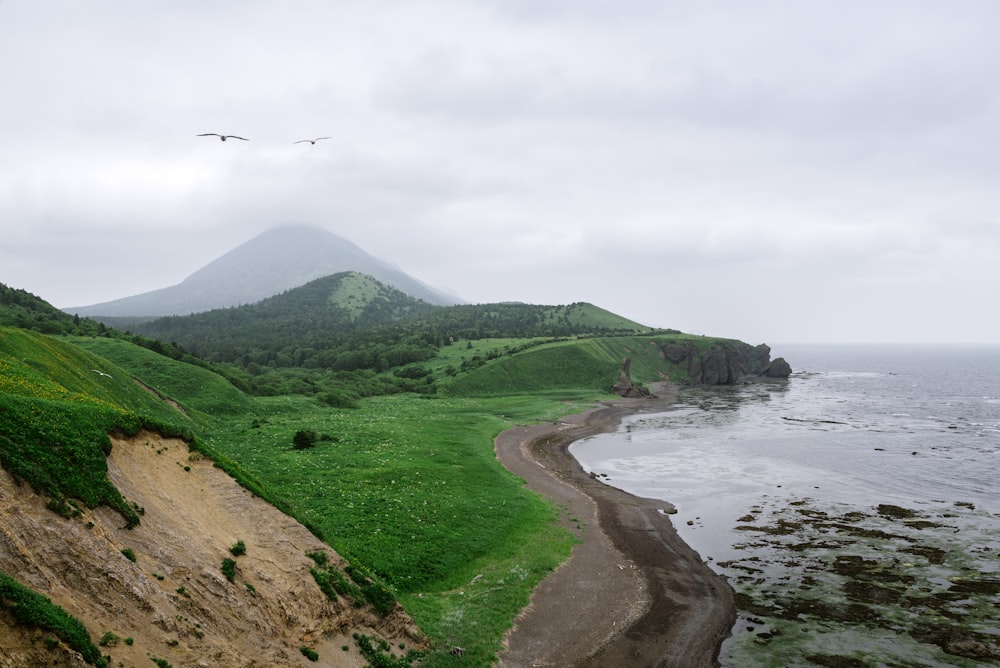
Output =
[
  {"x1": 292, "y1": 429, "x2": 318, "y2": 450},
  {"x1": 300, "y1": 646, "x2": 319, "y2": 661},
  {"x1": 229, "y1": 539, "x2": 246, "y2": 556},
  {"x1": 317, "y1": 390, "x2": 359, "y2": 409},
  {"x1": 221, "y1": 558, "x2": 237, "y2": 582},
  {"x1": 305, "y1": 550, "x2": 328, "y2": 566},
  {"x1": 121, "y1": 548, "x2": 136, "y2": 563}
]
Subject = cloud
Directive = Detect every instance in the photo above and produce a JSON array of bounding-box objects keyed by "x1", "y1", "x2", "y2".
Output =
[{"x1": 1, "y1": 1, "x2": 999, "y2": 342}]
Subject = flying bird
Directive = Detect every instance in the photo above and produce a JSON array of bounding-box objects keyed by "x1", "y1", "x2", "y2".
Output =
[
  {"x1": 197, "y1": 133, "x2": 249, "y2": 141},
  {"x1": 293, "y1": 137, "x2": 331, "y2": 145},
  {"x1": 91, "y1": 369, "x2": 112, "y2": 378}
]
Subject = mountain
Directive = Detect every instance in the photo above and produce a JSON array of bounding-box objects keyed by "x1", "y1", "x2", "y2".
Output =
[
  {"x1": 65, "y1": 224, "x2": 461, "y2": 318},
  {"x1": 128, "y1": 273, "x2": 653, "y2": 372}
]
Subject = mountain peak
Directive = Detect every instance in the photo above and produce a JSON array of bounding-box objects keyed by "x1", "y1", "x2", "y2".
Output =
[{"x1": 66, "y1": 225, "x2": 460, "y2": 318}]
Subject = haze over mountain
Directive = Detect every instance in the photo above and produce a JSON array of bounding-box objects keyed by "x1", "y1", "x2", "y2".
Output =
[{"x1": 66, "y1": 224, "x2": 461, "y2": 318}]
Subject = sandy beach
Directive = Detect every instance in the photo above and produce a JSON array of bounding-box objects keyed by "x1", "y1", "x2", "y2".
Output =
[{"x1": 495, "y1": 385, "x2": 735, "y2": 668}]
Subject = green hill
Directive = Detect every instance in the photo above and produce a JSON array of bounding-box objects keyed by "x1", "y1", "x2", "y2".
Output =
[
  {"x1": 1, "y1": 282, "x2": 105, "y2": 336},
  {"x1": 441, "y1": 333, "x2": 772, "y2": 396},
  {"x1": 129, "y1": 271, "x2": 439, "y2": 362},
  {"x1": 127, "y1": 273, "x2": 653, "y2": 374},
  {"x1": 0, "y1": 327, "x2": 194, "y2": 527},
  {"x1": 67, "y1": 336, "x2": 257, "y2": 420}
]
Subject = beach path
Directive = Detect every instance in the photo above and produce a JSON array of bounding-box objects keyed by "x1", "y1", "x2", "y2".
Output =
[{"x1": 495, "y1": 390, "x2": 735, "y2": 668}]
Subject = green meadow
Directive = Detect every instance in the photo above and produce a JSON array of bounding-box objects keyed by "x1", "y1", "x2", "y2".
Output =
[{"x1": 1, "y1": 321, "x2": 744, "y2": 665}]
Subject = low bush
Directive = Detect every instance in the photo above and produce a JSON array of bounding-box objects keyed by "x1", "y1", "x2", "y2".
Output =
[
  {"x1": 221, "y1": 558, "x2": 237, "y2": 582},
  {"x1": 292, "y1": 429, "x2": 317, "y2": 450}
]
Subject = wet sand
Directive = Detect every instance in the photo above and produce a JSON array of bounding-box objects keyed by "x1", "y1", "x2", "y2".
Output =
[{"x1": 495, "y1": 386, "x2": 735, "y2": 667}]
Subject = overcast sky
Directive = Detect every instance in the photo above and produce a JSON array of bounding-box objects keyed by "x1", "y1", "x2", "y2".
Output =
[{"x1": 3, "y1": 1, "x2": 999, "y2": 345}]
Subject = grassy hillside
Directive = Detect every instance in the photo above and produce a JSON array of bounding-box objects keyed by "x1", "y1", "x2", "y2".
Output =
[
  {"x1": 128, "y1": 276, "x2": 651, "y2": 371},
  {"x1": 441, "y1": 332, "x2": 747, "y2": 396},
  {"x1": 1, "y1": 282, "x2": 781, "y2": 665},
  {"x1": 0, "y1": 327, "x2": 196, "y2": 528},
  {"x1": 0, "y1": 324, "x2": 593, "y2": 665},
  {"x1": 67, "y1": 336, "x2": 256, "y2": 421},
  {"x1": 2, "y1": 282, "x2": 106, "y2": 336},
  {"x1": 199, "y1": 391, "x2": 598, "y2": 666}
]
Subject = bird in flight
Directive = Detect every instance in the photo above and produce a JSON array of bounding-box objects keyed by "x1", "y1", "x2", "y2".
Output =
[
  {"x1": 294, "y1": 137, "x2": 331, "y2": 145},
  {"x1": 197, "y1": 133, "x2": 249, "y2": 141}
]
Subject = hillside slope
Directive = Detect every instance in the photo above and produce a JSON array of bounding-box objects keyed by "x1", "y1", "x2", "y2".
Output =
[
  {"x1": 0, "y1": 329, "x2": 425, "y2": 666},
  {"x1": 0, "y1": 430, "x2": 423, "y2": 668},
  {"x1": 66, "y1": 224, "x2": 460, "y2": 318},
  {"x1": 441, "y1": 333, "x2": 790, "y2": 396}
]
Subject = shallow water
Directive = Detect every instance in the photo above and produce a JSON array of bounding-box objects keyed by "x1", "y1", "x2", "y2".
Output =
[{"x1": 571, "y1": 344, "x2": 1000, "y2": 666}]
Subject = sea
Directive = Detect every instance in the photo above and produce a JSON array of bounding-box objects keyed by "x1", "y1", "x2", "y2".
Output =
[{"x1": 570, "y1": 344, "x2": 1000, "y2": 667}]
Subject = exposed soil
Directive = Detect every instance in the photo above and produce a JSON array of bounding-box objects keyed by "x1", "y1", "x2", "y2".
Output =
[
  {"x1": 495, "y1": 385, "x2": 736, "y2": 667},
  {"x1": 0, "y1": 431, "x2": 424, "y2": 668}
]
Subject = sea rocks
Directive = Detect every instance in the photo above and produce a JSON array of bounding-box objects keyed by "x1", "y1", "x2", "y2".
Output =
[
  {"x1": 760, "y1": 357, "x2": 792, "y2": 378},
  {"x1": 611, "y1": 356, "x2": 651, "y2": 397}
]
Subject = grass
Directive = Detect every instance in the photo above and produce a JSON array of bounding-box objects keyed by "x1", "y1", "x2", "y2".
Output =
[
  {"x1": 0, "y1": 326, "x2": 747, "y2": 665},
  {"x1": 0, "y1": 328, "x2": 199, "y2": 527},
  {"x1": 66, "y1": 335, "x2": 255, "y2": 421},
  {"x1": 201, "y1": 392, "x2": 590, "y2": 663},
  {"x1": 0, "y1": 571, "x2": 107, "y2": 666}
]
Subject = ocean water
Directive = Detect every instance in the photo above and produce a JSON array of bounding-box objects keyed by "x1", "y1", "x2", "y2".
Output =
[{"x1": 571, "y1": 344, "x2": 1000, "y2": 667}]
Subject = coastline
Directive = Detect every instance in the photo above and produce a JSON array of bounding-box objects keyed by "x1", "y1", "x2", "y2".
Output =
[{"x1": 495, "y1": 384, "x2": 735, "y2": 668}]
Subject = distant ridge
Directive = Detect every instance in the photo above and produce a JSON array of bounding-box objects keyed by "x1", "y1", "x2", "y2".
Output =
[{"x1": 66, "y1": 224, "x2": 461, "y2": 317}]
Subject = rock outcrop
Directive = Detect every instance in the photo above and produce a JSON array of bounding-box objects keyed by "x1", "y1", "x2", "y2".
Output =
[
  {"x1": 611, "y1": 356, "x2": 651, "y2": 398},
  {"x1": 655, "y1": 341, "x2": 791, "y2": 385}
]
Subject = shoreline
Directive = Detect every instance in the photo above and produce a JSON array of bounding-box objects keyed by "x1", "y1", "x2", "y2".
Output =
[{"x1": 495, "y1": 384, "x2": 735, "y2": 668}]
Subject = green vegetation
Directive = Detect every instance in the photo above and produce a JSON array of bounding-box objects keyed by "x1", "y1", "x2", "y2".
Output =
[
  {"x1": 0, "y1": 327, "x2": 198, "y2": 528},
  {"x1": 300, "y1": 645, "x2": 319, "y2": 661},
  {"x1": 124, "y1": 273, "x2": 653, "y2": 400},
  {"x1": 0, "y1": 280, "x2": 760, "y2": 665},
  {"x1": 221, "y1": 558, "x2": 237, "y2": 582},
  {"x1": 0, "y1": 572, "x2": 107, "y2": 666},
  {"x1": 120, "y1": 548, "x2": 137, "y2": 563},
  {"x1": 292, "y1": 428, "x2": 318, "y2": 450},
  {"x1": 67, "y1": 335, "x2": 256, "y2": 420},
  {"x1": 98, "y1": 631, "x2": 120, "y2": 647},
  {"x1": 229, "y1": 539, "x2": 246, "y2": 556},
  {"x1": 355, "y1": 632, "x2": 423, "y2": 667}
]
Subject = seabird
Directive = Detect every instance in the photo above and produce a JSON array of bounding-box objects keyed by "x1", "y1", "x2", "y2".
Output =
[
  {"x1": 197, "y1": 133, "x2": 249, "y2": 141},
  {"x1": 92, "y1": 369, "x2": 112, "y2": 378},
  {"x1": 293, "y1": 137, "x2": 331, "y2": 145}
]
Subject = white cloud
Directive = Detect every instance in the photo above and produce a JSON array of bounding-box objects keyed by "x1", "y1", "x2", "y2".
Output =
[{"x1": 1, "y1": 0, "x2": 999, "y2": 342}]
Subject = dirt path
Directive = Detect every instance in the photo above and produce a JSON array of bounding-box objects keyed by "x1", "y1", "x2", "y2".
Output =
[{"x1": 495, "y1": 388, "x2": 735, "y2": 668}]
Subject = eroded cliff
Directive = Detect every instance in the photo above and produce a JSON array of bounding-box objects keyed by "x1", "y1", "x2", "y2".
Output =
[{"x1": 0, "y1": 431, "x2": 425, "y2": 668}]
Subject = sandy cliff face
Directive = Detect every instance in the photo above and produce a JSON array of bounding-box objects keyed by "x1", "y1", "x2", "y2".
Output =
[{"x1": 0, "y1": 431, "x2": 424, "y2": 668}]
